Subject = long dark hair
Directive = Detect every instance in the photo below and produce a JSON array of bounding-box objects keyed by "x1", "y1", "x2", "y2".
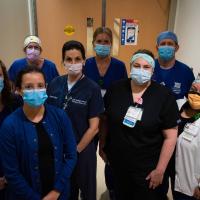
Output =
[{"x1": 0, "y1": 60, "x2": 12, "y2": 106}]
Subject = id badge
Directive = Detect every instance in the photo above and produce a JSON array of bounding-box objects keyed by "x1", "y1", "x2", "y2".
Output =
[
  {"x1": 123, "y1": 106, "x2": 143, "y2": 128},
  {"x1": 184, "y1": 123, "x2": 199, "y2": 137},
  {"x1": 182, "y1": 123, "x2": 200, "y2": 142},
  {"x1": 123, "y1": 116, "x2": 137, "y2": 128},
  {"x1": 182, "y1": 132, "x2": 194, "y2": 142}
]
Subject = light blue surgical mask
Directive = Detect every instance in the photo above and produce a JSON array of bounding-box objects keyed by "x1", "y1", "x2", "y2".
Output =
[
  {"x1": 0, "y1": 78, "x2": 4, "y2": 93},
  {"x1": 130, "y1": 67, "x2": 152, "y2": 85},
  {"x1": 158, "y1": 46, "x2": 175, "y2": 61},
  {"x1": 23, "y1": 89, "x2": 48, "y2": 107},
  {"x1": 94, "y1": 44, "x2": 111, "y2": 57}
]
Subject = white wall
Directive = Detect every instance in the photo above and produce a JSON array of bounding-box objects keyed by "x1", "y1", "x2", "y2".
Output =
[
  {"x1": 174, "y1": 0, "x2": 200, "y2": 76},
  {"x1": 0, "y1": 0, "x2": 29, "y2": 68}
]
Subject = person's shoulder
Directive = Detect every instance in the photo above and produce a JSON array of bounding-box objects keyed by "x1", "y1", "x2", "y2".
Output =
[
  {"x1": 111, "y1": 57, "x2": 125, "y2": 66},
  {"x1": 175, "y1": 60, "x2": 192, "y2": 70},
  {"x1": 109, "y1": 78, "x2": 129, "y2": 90},
  {"x1": 43, "y1": 59, "x2": 56, "y2": 67},
  {"x1": 50, "y1": 75, "x2": 66, "y2": 85},
  {"x1": 10, "y1": 58, "x2": 26, "y2": 67},
  {"x1": 86, "y1": 57, "x2": 95, "y2": 63},
  {"x1": 85, "y1": 57, "x2": 95, "y2": 67},
  {"x1": 2, "y1": 107, "x2": 22, "y2": 125},
  {"x1": 151, "y1": 80, "x2": 174, "y2": 96}
]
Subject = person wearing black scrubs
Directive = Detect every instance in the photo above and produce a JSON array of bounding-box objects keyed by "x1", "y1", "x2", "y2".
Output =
[
  {"x1": 47, "y1": 40, "x2": 104, "y2": 200},
  {"x1": 100, "y1": 49, "x2": 179, "y2": 200}
]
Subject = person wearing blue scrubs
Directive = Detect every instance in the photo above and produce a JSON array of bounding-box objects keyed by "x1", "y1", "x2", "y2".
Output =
[
  {"x1": 84, "y1": 27, "x2": 128, "y2": 200},
  {"x1": 0, "y1": 66, "x2": 77, "y2": 200},
  {"x1": 152, "y1": 31, "x2": 195, "y2": 100},
  {"x1": 84, "y1": 27, "x2": 127, "y2": 96},
  {"x1": 152, "y1": 31, "x2": 195, "y2": 199},
  {"x1": 0, "y1": 60, "x2": 22, "y2": 199},
  {"x1": 47, "y1": 40, "x2": 104, "y2": 200},
  {"x1": 8, "y1": 35, "x2": 59, "y2": 87}
]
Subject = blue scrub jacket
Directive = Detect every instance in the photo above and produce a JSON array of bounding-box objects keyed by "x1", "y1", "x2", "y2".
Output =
[{"x1": 0, "y1": 104, "x2": 77, "y2": 200}]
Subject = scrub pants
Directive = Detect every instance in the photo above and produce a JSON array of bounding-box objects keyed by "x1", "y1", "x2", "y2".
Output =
[
  {"x1": 174, "y1": 191, "x2": 197, "y2": 200},
  {"x1": 105, "y1": 164, "x2": 116, "y2": 200},
  {"x1": 112, "y1": 167, "x2": 168, "y2": 200},
  {"x1": 70, "y1": 142, "x2": 96, "y2": 200}
]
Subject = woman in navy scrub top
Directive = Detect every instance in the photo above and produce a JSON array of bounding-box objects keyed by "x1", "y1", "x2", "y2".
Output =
[
  {"x1": 84, "y1": 27, "x2": 127, "y2": 96},
  {"x1": 47, "y1": 40, "x2": 104, "y2": 200},
  {"x1": 84, "y1": 27, "x2": 128, "y2": 200},
  {"x1": 100, "y1": 49, "x2": 179, "y2": 200},
  {"x1": 0, "y1": 66, "x2": 77, "y2": 200}
]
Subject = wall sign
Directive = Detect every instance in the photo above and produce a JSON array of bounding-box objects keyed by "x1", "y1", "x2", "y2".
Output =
[{"x1": 121, "y1": 19, "x2": 139, "y2": 45}]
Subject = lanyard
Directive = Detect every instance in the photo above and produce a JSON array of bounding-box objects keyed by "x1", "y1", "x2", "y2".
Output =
[{"x1": 63, "y1": 74, "x2": 84, "y2": 110}]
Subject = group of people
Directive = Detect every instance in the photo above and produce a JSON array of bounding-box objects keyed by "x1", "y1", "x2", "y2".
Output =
[{"x1": 0, "y1": 26, "x2": 198, "y2": 200}]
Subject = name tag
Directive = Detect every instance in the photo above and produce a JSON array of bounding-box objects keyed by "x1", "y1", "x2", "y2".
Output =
[
  {"x1": 123, "y1": 106, "x2": 143, "y2": 128},
  {"x1": 182, "y1": 123, "x2": 200, "y2": 142}
]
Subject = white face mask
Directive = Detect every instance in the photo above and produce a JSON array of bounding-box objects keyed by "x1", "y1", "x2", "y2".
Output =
[
  {"x1": 130, "y1": 67, "x2": 152, "y2": 85},
  {"x1": 64, "y1": 63, "x2": 83, "y2": 75}
]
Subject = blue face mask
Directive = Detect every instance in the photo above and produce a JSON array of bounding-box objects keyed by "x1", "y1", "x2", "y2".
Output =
[
  {"x1": 130, "y1": 67, "x2": 152, "y2": 85},
  {"x1": 0, "y1": 78, "x2": 4, "y2": 93},
  {"x1": 158, "y1": 46, "x2": 175, "y2": 61},
  {"x1": 94, "y1": 44, "x2": 111, "y2": 57},
  {"x1": 23, "y1": 89, "x2": 48, "y2": 107}
]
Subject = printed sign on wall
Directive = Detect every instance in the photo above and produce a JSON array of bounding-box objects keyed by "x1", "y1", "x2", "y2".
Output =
[{"x1": 121, "y1": 19, "x2": 139, "y2": 45}]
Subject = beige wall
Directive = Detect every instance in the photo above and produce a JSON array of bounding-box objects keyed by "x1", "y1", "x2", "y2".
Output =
[
  {"x1": 36, "y1": 0, "x2": 170, "y2": 74},
  {"x1": 36, "y1": 0, "x2": 102, "y2": 74},
  {"x1": 0, "y1": 0, "x2": 29, "y2": 68},
  {"x1": 107, "y1": 0, "x2": 170, "y2": 73}
]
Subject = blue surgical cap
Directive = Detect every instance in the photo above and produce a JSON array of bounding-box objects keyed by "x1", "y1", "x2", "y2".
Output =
[{"x1": 157, "y1": 31, "x2": 178, "y2": 45}]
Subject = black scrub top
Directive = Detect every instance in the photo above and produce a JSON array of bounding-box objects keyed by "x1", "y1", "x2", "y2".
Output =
[{"x1": 104, "y1": 79, "x2": 179, "y2": 172}]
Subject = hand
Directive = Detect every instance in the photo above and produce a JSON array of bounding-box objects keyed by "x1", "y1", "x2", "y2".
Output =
[
  {"x1": 193, "y1": 187, "x2": 200, "y2": 199},
  {"x1": 42, "y1": 190, "x2": 60, "y2": 200},
  {"x1": 0, "y1": 177, "x2": 7, "y2": 190},
  {"x1": 146, "y1": 169, "x2": 164, "y2": 189}
]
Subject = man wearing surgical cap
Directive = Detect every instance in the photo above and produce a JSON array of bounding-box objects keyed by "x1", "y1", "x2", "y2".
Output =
[
  {"x1": 152, "y1": 31, "x2": 195, "y2": 100},
  {"x1": 8, "y1": 35, "x2": 59, "y2": 87},
  {"x1": 152, "y1": 31, "x2": 195, "y2": 199}
]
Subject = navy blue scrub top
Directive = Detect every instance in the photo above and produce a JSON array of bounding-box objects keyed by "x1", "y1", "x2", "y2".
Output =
[
  {"x1": 47, "y1": 75, "x2": 104, "y2": 142},
  {"x1": 84, "y1": 57, "x2": 128, "y2": 90}
]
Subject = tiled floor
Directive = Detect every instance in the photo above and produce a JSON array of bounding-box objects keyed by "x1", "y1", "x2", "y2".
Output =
[{"x1": 96, "y1": 152, "x2": 173, "y2": 200}]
